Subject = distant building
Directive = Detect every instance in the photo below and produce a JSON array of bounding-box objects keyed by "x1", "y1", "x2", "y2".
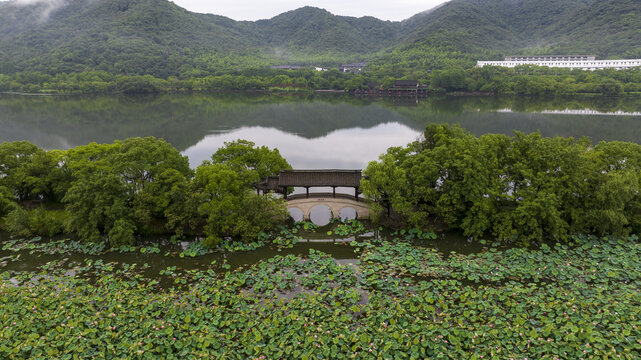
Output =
[
  {"x1": 477, "y1": 55, "x2": 641, "y2": 71},
  {"x1": 270, "y1": 65, "x2": 304, "y2": 70},
  {"x1": 393, "y1": 80, "x2": 420, "y2": 89},
  {"x1": 365, "y1": 82, "x2": 381, "y2": 89},
  {"x1": 505, "y1": 55, "x2": 596, "y2": 61},
  {"x1": 339, "y1": 62, "x2": 368, "y2": 73},
  {"x1": 354, "y1": 80, "x2": 427, "y2": 97}
]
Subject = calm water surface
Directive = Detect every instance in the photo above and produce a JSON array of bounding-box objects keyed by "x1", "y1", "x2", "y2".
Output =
[
  {"x1": 2, "y1": 93, "x2": 641, "y2": 169},
  {"x1": 0, "y1": 225, "x2": 484, "y2": 286}
]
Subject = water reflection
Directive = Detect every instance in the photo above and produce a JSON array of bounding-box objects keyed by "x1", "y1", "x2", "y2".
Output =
[
  {"x1": 183, "y1": 124, "x2": 420, "y2": 168},
  {"x1": 0, "y1": 93, "x2": 420, "y2": 151},
  {"x1": 338, "y1": 207, "x2": 357, "y2": 221},
  {"x1": 497, "y1": 108, "x2": 641, "y2": 116},
  {"x1": 1, "y1": 94, "x2": 641, "y2": 160},
  {"x1": 287, "y1": 208, "x2": 304, "y2": 222},
  {"x1": 309, "y1": 205, "x2": 332, "y2": 226}
]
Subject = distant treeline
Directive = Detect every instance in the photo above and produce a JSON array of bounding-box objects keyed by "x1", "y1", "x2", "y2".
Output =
[
  {"x1": 2, "y1": 64, "x2": 641, "y2": 96},
  {"x1": 432, "y1": 65, "x2": 641, "y2": 96},
  {"x1": 0, "y1": 69, "x2": 362, "y2": 94}
]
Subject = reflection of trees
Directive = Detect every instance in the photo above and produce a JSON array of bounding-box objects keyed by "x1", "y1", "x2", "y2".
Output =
[
  {"x1": 0, "y1": 93, "x2": 423, "y2": 151},
  {"x1": 386, "y1": 96, "x2": 641, "y2": 143},
  {"x1": 1, "y1": 93, "x2": 640, "y2": 151},
  {"x1": 381, "y1": 96, "x2": 641, "y2": 115}
]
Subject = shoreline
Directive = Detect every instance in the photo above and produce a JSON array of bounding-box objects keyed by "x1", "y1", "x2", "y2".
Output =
[{"x1": 2, "y1": 89, "x2": 639, "y2": 99}]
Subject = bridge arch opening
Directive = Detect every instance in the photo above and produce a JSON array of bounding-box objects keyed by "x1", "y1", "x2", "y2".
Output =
[
  {"x1": 287, "y1": 207, "x2": 304, "y2": 222},
  {"x1": 309, "y1": 205, "x2": 333, "y2": 226},
  {"x1": 338, "y1": 207, "x2": 357, "y2": 221}
]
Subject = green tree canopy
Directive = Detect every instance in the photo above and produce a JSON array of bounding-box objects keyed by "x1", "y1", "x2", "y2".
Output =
[
  {"x1": 210, "y1": 139, "x2": 292, "y2": 186},
  {"x1": 0, "y1": 185, "x2": 16, "y2": 218},
  {"x1": 363, "y1": 124, "x2": 641, "y2": 243},
  {"x1": 0, "y1": 141, "x2": 57, "y2": 202},
  {"x1": 62, "y1": 137, "x2": 193, "y2": 245},
  {"x1": 195, "y1": 162, "x2": 287, "y2": 246},
  {"x1": 196, "y1": 140, "x2": 291, "y2": 246}
]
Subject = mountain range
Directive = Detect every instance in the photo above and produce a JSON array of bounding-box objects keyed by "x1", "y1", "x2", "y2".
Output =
[{"x1": 0, "y1": 0, "x2": 639, "y2": 77}]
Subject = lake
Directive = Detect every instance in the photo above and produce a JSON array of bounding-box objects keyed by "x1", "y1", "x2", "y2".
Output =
[{"x1": 2, "y1": 93, "x2": 641, "y2": 171}]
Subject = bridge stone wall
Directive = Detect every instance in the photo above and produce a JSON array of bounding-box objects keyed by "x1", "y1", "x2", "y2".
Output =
[{"x1": 286, "y1": 194, "x2": 370, "y2": 220}]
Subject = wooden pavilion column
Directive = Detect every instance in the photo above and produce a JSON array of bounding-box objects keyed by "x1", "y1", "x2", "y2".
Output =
[
  {"x1": 306, "y1": 187, "x2": 310, "y2": 199},
  {"x1": 332, "y1": 186, "x2": 336, "y2": 198},
  {"x1": 355, "y1": 186, "x2": 359, "y2": 201}
]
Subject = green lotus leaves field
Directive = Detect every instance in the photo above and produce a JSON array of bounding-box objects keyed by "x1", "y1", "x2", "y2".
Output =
[{"x1": 1, "y1": 234, "x2": 640, "y2": 359}]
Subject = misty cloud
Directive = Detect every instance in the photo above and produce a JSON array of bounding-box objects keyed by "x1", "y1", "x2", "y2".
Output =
[{"x1": 6, "y1": 0, "x2": 70, "y2": 21}]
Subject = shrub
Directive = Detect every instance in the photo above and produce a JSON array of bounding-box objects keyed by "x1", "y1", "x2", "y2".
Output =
[{"x1": 4, "y1": 207, "x2": 65, "y2": 237}]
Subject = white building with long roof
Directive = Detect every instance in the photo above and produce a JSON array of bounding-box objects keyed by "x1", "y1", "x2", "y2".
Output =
[{"x1": 477, "y1": 55, "x2": 641, "y2": 71}]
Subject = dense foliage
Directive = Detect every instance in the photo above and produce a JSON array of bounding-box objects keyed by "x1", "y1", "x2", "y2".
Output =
[
  {"x1": 429, "y1": 65, "x2": 641, "y2": 96},
  {"x1": 4, "y1": 64, "x2": 641, "y2": 96},
  {"x1": 196, "y1": 139, "x2": 292, "y2": 247},
  {"x1": 0, "y1": 69, "x2": 369, "y2": 94},
  {"x1": 0, "y1": 141, "x2": 57, "y2": 202},
  {"x1": 0, "y1": 138, "x2": 290, "y2": 246},
  {"x1": 363, "y1": 124, "x2": 641, "y2": 243},
  {"x1": 1, "y1": 235, "x2": 640, "y2": 358},
  {"x1": 0, "y1": 186, "x2": 16, "y2": 219}
]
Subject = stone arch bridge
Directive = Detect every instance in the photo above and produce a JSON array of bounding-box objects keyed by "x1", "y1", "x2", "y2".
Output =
[
  {"x1": 286, "y1": 193, "x2": 370, "y2": 220},
  {"x1": 255, "y1": 169, "x2": 371, "y2": 220}
]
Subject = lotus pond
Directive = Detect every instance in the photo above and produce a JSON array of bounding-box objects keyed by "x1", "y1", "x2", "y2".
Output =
[{"x1": 1, "y1": 221, "x2": 640, "y2": 359}]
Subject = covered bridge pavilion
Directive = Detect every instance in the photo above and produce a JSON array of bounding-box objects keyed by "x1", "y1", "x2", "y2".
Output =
[{"x1": 255, "y1": 170, "x2": 363, "y2": 200}]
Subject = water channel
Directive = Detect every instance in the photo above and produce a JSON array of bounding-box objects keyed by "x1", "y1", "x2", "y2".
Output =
[{"x1": 1, "y1": 93, "x2": 641, "y2": 278}]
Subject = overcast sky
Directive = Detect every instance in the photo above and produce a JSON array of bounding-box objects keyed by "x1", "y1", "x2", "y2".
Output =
[
  {"x1": 171, "y1": 0, "x2": 450, "y2": 21},
  {"x1": 2, "y1": 0, "x2": 451, "y2": 21}
]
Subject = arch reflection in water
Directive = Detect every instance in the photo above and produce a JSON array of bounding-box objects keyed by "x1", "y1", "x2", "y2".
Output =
[
  {"x1": 309, "y1": 205, "x2": 332, "y2": 226},
  {"x1": 338, "y1": 207, "x2": 357, "y2": 221},
  {"x1": 287, "y1": 208, "x2": 304, "y2": 222}
]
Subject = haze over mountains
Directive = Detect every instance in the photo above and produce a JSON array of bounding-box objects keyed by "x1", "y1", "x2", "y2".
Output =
[{"x1": 0, "y1": 0, "x2": 639, "y2": 76}]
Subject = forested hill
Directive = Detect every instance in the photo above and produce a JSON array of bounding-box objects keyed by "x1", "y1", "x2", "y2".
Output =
[
  {"x1": 399, "y1": 0, "x2": 641, "y2": 58},
  {"x1": 0, "y1": 0, "x2": 640, "y2": 77},
  {"x1": 0, "y1": 0, "x2": 403, "y2": 76},
  {"x1": 0, "y1": 0, "x2": 259, "y2": 77},
  {"x1": 251, "y1": 7, "x2": 401, "y2": 56}
]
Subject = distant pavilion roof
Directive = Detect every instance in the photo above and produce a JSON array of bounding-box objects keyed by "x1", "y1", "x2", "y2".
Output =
[{"x1": 393, "y1": 80, "x2": 420, "y2": 88}]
